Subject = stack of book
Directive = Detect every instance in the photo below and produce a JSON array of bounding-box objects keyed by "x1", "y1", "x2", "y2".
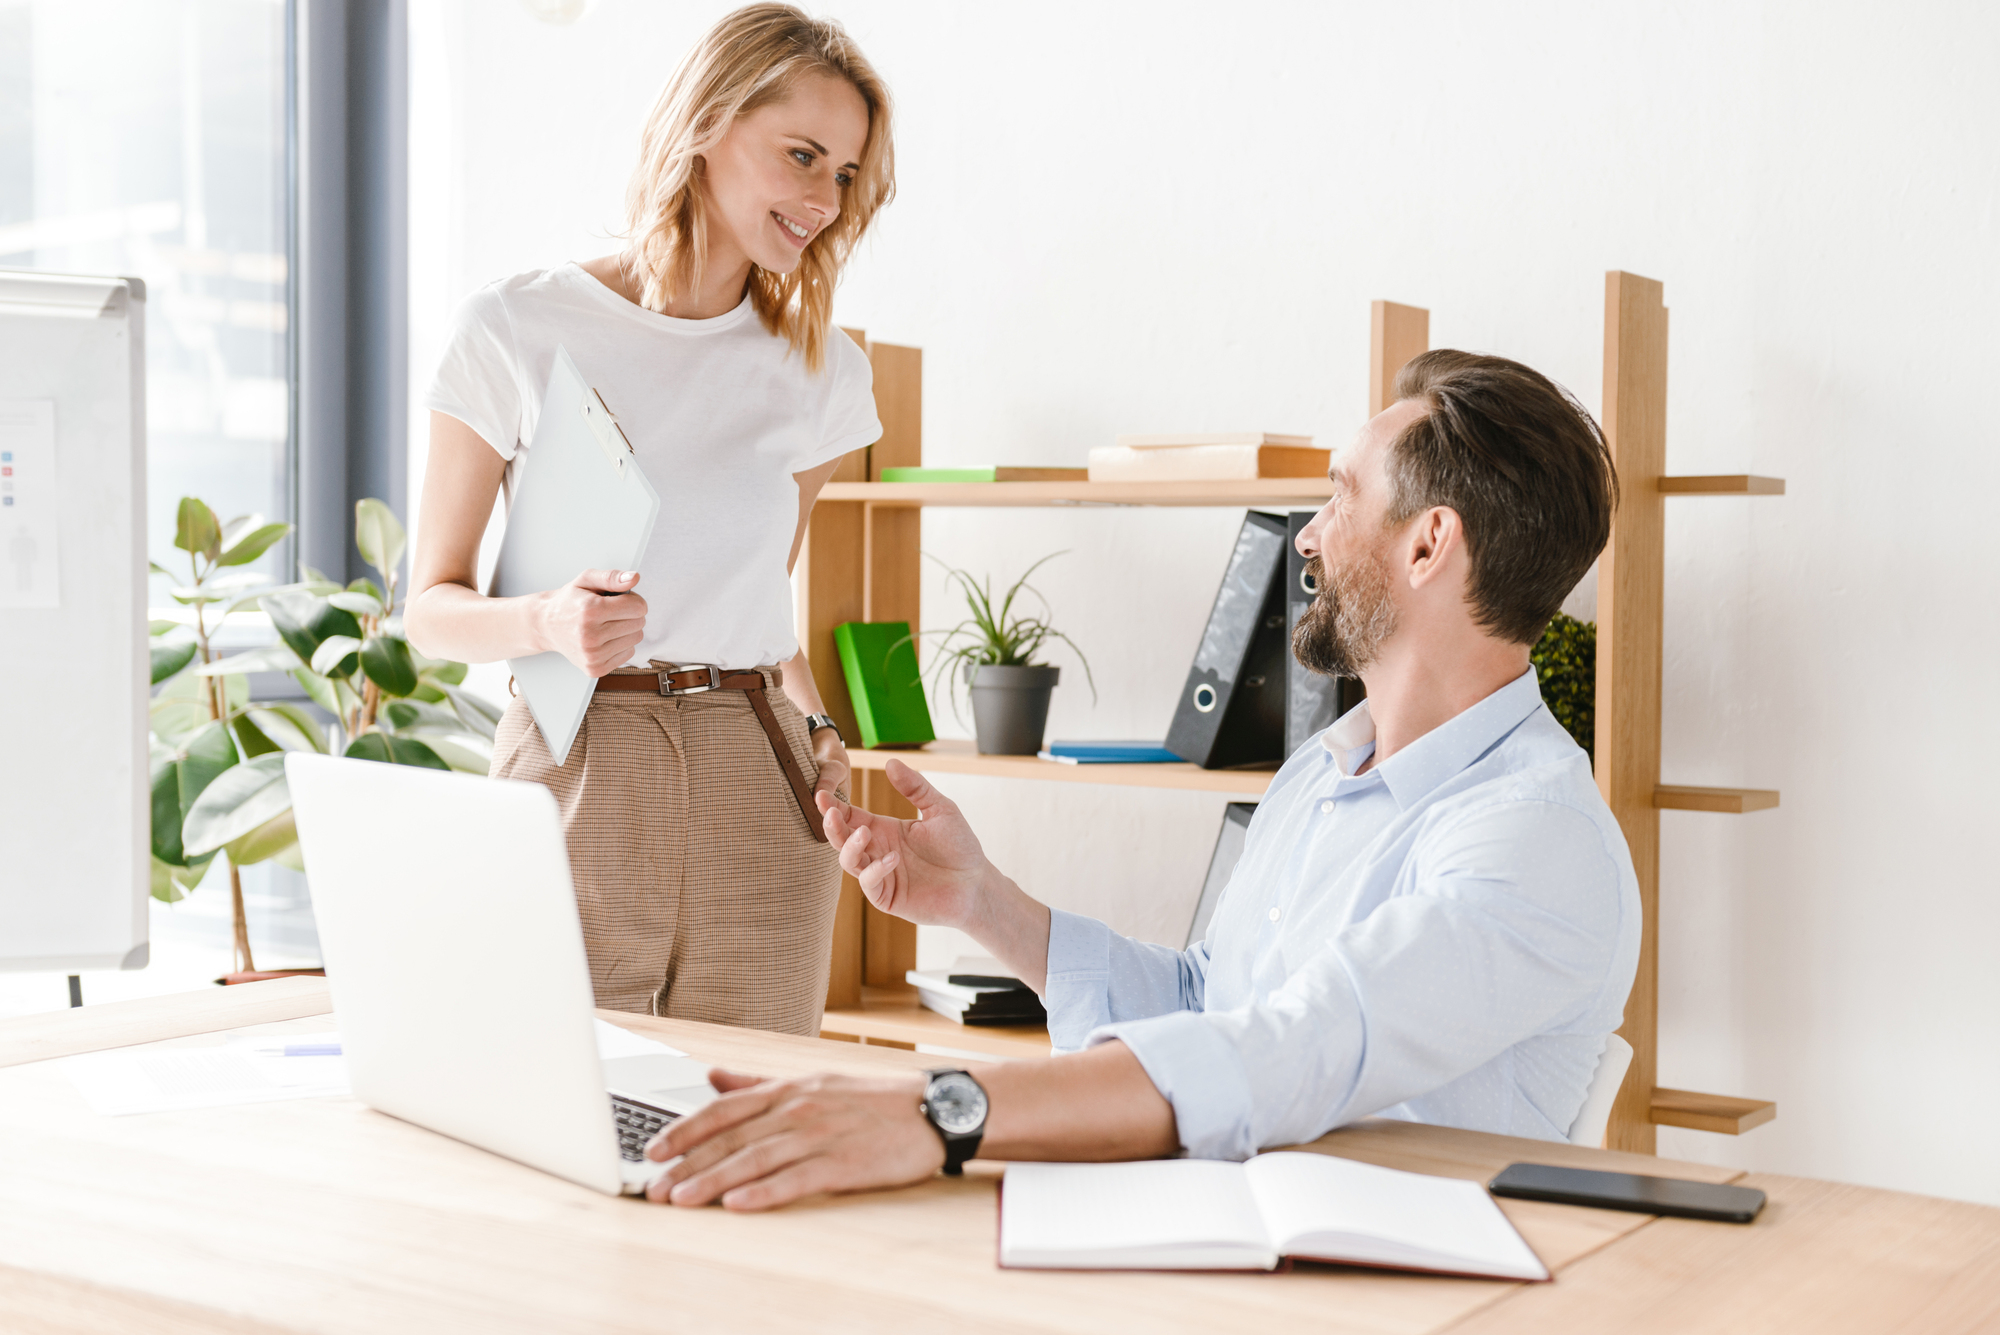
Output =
[
  {"x1": 1087, "y1": 433, "x2": 1325, "y2": 482},
  {"x1": 906, "y1": 958, "x2": 1047, "y2": 1027}
]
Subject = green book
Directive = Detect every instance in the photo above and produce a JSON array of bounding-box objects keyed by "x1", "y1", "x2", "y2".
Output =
[{"x1": 832, "y1": 621, "x2": 935, "y2": 750}]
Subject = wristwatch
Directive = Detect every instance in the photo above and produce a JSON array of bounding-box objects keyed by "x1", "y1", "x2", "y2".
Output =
[
  {"x1": 804, "y1": 713, "x2": 842, "y2": 745},
  {"x1": 919, "y1": 1068, "x2": 988, "y2": 1175}
]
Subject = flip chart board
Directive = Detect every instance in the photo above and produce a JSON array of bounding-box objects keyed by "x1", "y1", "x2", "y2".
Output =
[{"x1": 0, "y1": 270, "x2": 150, "y2": 972}]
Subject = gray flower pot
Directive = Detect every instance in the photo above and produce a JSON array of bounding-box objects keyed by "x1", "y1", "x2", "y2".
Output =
[{"x1": 969, "y1": 664, "x2": 1061, "y2": 755}]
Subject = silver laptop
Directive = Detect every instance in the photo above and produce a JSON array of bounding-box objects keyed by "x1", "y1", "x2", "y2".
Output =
[{"x1": 286, "y1": 753, "x2": 718, "y2": 1195}]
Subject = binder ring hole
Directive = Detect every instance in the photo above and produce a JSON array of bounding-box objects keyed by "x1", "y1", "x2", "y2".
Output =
[
  {"x1": 1193, "y1": 683, "x2": 1218, "y2": 713},
  {"x1": 1299, "y1": 568, "x2": 1319, "y2": 596}
]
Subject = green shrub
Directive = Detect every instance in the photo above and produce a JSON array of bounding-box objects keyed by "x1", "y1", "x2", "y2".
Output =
[{"x1": 1532, "y1": 612, "x2": 1596, "y2": 764}]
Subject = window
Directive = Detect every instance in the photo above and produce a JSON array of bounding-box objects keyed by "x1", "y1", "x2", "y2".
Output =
[{"x1": 0, "y1": 0, "x2": 293, "y2": 599}]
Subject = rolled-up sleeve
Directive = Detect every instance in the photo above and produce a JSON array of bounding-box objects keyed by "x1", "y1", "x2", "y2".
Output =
[
  {"x1": 1082, "y1": 799, "x2": 1630, "y2": 1160},
  {"x1": 1043, "y1": 909, "x2": 1210, "y2": 1052}
]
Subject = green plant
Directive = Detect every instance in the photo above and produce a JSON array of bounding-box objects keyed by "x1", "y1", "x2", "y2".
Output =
[
  {"x1": 1531, "y1": 611, "x2": 1596, "y2": 764},
  {"x1": 903, "y1": 552, "x2": 1095, "y2": 722},
  {"x1": 148, "y1": 496, "x2": 499, "y2": 973}
]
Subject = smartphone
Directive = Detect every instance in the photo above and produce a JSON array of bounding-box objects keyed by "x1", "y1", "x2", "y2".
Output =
[{"x1": 1488, "y1": 1162, "x2": 1766, "y2": 1223}]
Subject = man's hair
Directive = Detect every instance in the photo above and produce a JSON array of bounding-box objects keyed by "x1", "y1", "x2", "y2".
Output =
[{"x1": 1386, "y1": 350, "x2": 1619, "y2": 645}]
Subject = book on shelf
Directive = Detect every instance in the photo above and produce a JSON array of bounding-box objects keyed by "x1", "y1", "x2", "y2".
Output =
[
  {"x1": 875, "y1": 466, "x2": 1089, "y2": 483},
  {"x1": 1114, "y1": 432, "x2": 1315, "y2": 449},
  {"x1": 832, "y1": 621, "x2": 935, "y2": 750},
  {"x1": 906, "y1": 967, "x2": 1047, "y2": 1026},
  {"x1": 999, "y1": 1154, "x2": 1548, "y2": 1279},
  {"x1": 1038, "y1": 740, "x2": 1182, "y2": 764},
  {"x1": 1087, "y1": 441, "x2": 1329, "y2": 482}
]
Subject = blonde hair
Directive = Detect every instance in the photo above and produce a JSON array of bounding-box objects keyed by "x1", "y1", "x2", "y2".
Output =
[{"x1": 622, "y1": 4, "x2": 894, "y2": 373}]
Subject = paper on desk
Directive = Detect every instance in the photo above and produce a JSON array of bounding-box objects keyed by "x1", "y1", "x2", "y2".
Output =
[
  {"x1": 62, "y1": 1031, "x2": 349, "y2": 1116},
  {"x1": 63, "y1": 1022, "x2": 687, "y2": 1116}
]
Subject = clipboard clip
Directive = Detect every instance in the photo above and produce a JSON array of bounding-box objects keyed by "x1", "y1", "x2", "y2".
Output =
[{"x1": 581, "y1": 387, "x2": 635, "y2": 478}]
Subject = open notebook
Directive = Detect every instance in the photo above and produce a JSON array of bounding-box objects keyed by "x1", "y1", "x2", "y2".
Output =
[{"x1": 1000, "y1": 1152, "x2": 1548, "y2": 1279}]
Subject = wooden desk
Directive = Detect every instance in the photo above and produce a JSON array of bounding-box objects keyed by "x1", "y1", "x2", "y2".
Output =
[{"x1": 4, "y1": 981, "x2": 1997, "y2": 1334}]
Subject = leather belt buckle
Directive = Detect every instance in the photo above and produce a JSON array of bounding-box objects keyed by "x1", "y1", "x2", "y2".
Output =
[{"x1": 657, "y1": 664, "x2": 723, "y2": 697}]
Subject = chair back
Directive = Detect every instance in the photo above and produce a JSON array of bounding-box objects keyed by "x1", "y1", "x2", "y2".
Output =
[{"x1": 1567, "y1": 1033, "x2": 1635, "y2": 1147}]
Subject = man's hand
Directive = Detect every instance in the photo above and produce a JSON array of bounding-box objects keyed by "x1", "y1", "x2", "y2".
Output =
[
  {"x1": 533, "y1": 569, "x2": 649, "y2": 676},
  {"x1": 817, "y1": 758, "x2": 991, "y2": 929},
  {"x1": 644, "y1": 1069, "x2": 944, "y2": 1211}
]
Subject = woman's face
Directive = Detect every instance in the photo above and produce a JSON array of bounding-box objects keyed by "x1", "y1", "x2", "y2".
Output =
[{"x1": 701, "y1": 73, "x2": 869, "y2": 278}]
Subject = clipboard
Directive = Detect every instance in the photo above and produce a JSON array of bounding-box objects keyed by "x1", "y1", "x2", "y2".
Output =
[{"x1": 489, "y1": 345, "x2": 660, "y2": 766}]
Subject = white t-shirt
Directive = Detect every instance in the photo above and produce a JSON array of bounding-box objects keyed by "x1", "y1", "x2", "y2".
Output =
[{"x1": 424, "y1": 262, "x2": 880, "y2": 668}]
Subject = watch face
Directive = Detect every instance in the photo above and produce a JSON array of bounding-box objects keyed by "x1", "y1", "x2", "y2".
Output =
[{"x1": 927, "y1": 1072, "x2": 987, "y2": 1135}]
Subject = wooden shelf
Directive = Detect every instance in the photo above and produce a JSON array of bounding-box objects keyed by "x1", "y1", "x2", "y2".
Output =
[
  {"x1": 1651, "y1": 1087, "x2": 1778, "y2": 1135},
  {"x1": 848, "y1": 740, "x2": 1275, "y2": 795},
  {"x1": 817, "y1": 479, "x2": 1335, "y2": 508},
  {"x1": 821, "y1": 986, "x2": 1052, "y2": 1060},
  {"x1": 1658, "y1": 475, "x2": 1786, "y2": 495},
  {"x1": 1654, "y1": 785, "x2": 1781, "y2": 814}
]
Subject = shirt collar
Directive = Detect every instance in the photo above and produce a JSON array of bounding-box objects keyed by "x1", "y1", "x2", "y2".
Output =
[{"x1": 1319, "y1": 668, "x2": 1544, "y2": 807}]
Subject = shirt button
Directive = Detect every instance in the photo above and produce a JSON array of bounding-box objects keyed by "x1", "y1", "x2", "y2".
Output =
[
  {"x1": 1268, "y1": 907, "x2": 1282, "y2": 922},
  {"x1": 1319, "y1": 800, "x2": 1334, "y2": 814}
]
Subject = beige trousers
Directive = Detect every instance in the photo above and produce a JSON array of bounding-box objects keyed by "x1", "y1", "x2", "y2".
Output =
[{"x1": 490, "y1": 670, "x2": 841, "y2": 1035}]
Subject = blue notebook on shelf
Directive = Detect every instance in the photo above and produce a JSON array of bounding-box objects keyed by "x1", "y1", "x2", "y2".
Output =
[{"x1": 1041, "y1": 741, "x2": 1181, "y2": 764}]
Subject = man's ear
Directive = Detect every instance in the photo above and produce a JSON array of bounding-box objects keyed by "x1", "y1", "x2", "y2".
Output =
[{"x1": 1403, "y1": 506, "x2": 1465, "y2": 589}]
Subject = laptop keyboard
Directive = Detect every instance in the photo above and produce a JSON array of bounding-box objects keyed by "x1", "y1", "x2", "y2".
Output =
[{"x1": 612, "y1": 1093, "x2": 680, "y2": 1162}]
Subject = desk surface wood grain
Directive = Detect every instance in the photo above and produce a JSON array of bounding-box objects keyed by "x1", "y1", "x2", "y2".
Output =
[{"x1": 3, "y1": 980, "x2": 1995, "y2": 1334}]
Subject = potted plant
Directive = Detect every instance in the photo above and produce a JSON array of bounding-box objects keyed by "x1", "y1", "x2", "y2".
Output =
[
  {"x1": 911, "y1": 553, "x2": 1094, "y2": 755},
  {"x1": 1530, "y1": 610, "x2": 1596, "y2": 765},
  {"x1": 148, "y1": 496, "x2": 497, "y2": 981}
]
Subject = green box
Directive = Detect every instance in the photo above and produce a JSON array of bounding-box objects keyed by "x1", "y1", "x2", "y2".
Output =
[{"x1": 833, "y1": 621, "x2": 936, "y2": 750}]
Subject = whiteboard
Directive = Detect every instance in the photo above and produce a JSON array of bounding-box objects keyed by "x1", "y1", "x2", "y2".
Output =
[{"x1": 0, "y1": 269, "x2": 149, "y2": 972}]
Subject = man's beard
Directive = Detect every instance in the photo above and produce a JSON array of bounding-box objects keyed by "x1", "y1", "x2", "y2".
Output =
[{"x1": 1291, "y1": 548, "x2": 1399, "y2": 679}]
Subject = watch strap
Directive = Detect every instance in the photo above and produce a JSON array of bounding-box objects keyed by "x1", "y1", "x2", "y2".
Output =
[{"x1": 804, "y1": 713, "x2": 842, "y2": 743}]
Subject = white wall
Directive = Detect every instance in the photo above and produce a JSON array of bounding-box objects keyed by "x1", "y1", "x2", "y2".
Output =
[{"x1": 408, "y1": 0, "x2": 2000, "y2": 1206}]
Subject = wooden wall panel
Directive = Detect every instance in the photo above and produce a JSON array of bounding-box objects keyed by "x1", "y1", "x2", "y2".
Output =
[
  {"x1": 831, "y1": 327, "x2": 872, "y2": 482},
  {"x1": 1598, "y1": 271, "x2": 1669, "y2": 1155},
  {"x1": 868, "y1": 343, "x2": 923, "y2": 478},
  {"x1": 1368, "y1": 301, "x2": 1431, "y2": 416}
]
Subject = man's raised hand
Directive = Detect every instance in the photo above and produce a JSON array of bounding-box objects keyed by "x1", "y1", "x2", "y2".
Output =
[{"x1": 817, "y1": 758, "x2": 990, "y2": 929}]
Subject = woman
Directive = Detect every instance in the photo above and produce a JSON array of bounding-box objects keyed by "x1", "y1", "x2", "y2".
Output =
[{"x1": 404, "y1": 4, "x2": 894, "y2": 1035}]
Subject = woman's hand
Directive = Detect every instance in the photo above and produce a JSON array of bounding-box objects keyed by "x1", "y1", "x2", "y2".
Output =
[
  {"x1": 811, "y1": 726, "x2": 851, "y2": 811},
  {"x1": 532, "y1": 569, "x2": 650, "y2": 676}
]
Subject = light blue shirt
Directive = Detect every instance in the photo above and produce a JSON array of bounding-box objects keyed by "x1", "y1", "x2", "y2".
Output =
[{"x1": 1044, "y1": 669, "x2": 1640, "y2": 1160}]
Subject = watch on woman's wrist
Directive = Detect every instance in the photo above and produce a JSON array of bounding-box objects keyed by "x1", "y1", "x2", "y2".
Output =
[
  {"x1": 805, "y1": 713, "x2": 842, "y2": 747},
  {"x1": 919, "y1": 1068, "x2": 988, "y2": 1175}
]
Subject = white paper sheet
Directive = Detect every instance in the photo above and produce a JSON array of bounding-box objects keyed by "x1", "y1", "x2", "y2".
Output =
[
  {"x1": 63, "y1": 1022, "x2": 688, "y2": 1116},
  {"x1": 0, "y1": 399, "x2": 59, "y2": 608}
]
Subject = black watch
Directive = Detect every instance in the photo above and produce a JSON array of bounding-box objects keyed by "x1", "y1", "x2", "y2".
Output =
[
  {"x1": 804, "y1": 713, "x2": 842, "y2": 745},
  {"x1": 919, "y1": 1068, "x2": 988, "y2": 1176}
]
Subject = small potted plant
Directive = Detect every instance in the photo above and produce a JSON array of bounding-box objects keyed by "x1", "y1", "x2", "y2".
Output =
[
  {"x1": 911, "y1": 553, "x2": 1093, "y2": 755},
  {"x1": 149, "y1": 496, "x2": 496, "y2": 980}
]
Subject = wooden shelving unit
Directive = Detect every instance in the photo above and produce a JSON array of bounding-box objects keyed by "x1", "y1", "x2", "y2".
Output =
[
  {"x1": 849, "y1": 740, "x2": 1274, "y2": 796},
  {"x1": 809, "y1": 288, "x2": 1784, "y2": 1155},
  {"x1": 1598, "y1": 271, "x2": 1782, "y2": 1152},
  {"x1": 817, "y1": 478, "x2": 1335, "y2": 508},
  {"x1": 820, "y1": 986, "x2": 1053, "y2": 1061},
  {"x1": 1655, "y1": 785, "x2": 1781, "y2": 814}
]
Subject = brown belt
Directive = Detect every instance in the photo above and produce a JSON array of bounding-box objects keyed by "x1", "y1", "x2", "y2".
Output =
[{"x1": 593, "y1": 665, "x2": 826, "y2": 843}]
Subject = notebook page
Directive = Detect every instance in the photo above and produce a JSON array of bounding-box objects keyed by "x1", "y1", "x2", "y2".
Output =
[
  {"x1": 1000, "y1": 1161, "x2": 1276, "y2": 1270},
  {"x1": 1243, "y1": 1152, "x2": 1547, "y2": 1280}
]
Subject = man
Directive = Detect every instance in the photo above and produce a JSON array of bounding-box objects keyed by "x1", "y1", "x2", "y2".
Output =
[{"x1": 644, "y1": 350, "x2": 1640, "y2": 1211}]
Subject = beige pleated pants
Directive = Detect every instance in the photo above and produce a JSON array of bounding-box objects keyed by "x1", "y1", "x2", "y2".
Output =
[{"x1": 490, "y1": 669, "x2": 842, "y2": 1035}]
